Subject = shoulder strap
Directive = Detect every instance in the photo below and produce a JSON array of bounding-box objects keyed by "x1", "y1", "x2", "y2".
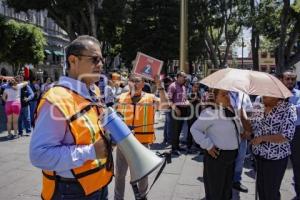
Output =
[{"x1": 231, "y1": 119, "x2": 240, "y2": 149}]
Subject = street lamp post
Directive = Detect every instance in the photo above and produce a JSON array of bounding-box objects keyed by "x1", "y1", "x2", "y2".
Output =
[
  {"x1": 180, "y1": 0, "x2": 189, "y2": 74},
  {"x1": 242, "y1": 37, "x2": 244, "y2": 69}
]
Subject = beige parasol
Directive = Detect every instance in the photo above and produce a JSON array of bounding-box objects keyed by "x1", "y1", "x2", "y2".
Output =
[{"x1": 200, "y1": 68, "x2": 292, "y2": 98}]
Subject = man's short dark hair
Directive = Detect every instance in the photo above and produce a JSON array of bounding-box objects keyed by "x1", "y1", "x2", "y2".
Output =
[
  {"x1": 129, "y1": 74, "x2": 145, "y2": 82},
  {"x1": 65, "y1": 35, "x2": 101, "y2": 69},
  {"x1": 176, "y1": 71, "x2": 186, "y2": 78}
]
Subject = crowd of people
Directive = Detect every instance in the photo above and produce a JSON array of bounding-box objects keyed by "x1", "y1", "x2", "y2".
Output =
[
  {"x1": 1, "y1": 35, "x2": 299, "y2": 200},
  {"x1": 0, "y1": 76, "x2": 54, "y2": 139}
]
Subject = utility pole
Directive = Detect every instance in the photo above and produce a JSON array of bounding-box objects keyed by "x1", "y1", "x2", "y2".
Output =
[
  {"x1": 242, "y1": 37, "x2": 244, "y2": 69},
  {"x1": 179, "y1": 0, "x2": 189, "y2": 74}
]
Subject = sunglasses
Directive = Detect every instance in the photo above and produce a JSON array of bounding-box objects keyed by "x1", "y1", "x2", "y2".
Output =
[
  {"x1": 75, "y1": 54, "x2": 105, "y2": 65},
  {"x1": 129, "y1": 79, "x2": 142, "y2": 83},
  {"x1": 285, "y1": 77, "x2": 296, "y2": 81}
]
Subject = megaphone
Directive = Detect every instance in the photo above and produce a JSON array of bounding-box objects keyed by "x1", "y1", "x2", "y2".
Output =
[{"x1": 101, "y1": 107, "x2": 163, "y2": 183}]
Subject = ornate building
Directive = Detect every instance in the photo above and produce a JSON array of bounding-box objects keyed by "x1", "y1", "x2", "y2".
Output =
[{"x1": 0, "y1": 1, "x2": 69, "y2": 81}]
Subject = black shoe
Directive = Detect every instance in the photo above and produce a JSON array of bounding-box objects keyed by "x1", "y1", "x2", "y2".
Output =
[
  {"x1": 232, "y1": 182, "x2": 248, "y2": 193},
  {"x1": 6, "y1": 134, "x2": 14, "y2": 140},
  {"x1": 171, "y1": 149, "x2": 181, "y2": 156},
  {"x1": 177, "y1": 147, "x2": 186, "y2": 152},
  {"x1": 186, "y1": 148, "x2": 197, "y2": 154}
]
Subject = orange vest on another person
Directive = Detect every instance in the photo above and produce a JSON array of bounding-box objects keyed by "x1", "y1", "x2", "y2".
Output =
[
  {"x1": 116, "y1": 92, "x2": 156, "y2": 144},
  {"x1": 36, "y1": 86, "x2": 113, "y2": 200}
]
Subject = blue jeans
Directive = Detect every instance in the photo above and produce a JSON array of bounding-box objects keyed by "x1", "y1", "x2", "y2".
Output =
[
  {"x1": 52, "y1": 182, "x2": 108, "y2": 200},
  {"x1": 29, "y1": 100, "x2": 37, "y2": 125},
  {"x1": 163, "y1": 111, "x2": 172, "y2": 143},
  {"x1": 18, "y1": 106, "x2": 31, "y2": 134},
  {"x1": 233, "y1": 139, "x2": 247, "y2": 182}
]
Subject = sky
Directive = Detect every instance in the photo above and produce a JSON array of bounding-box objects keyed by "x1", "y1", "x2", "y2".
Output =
[{"x1": 234, "y1": 28, "x2": 251, "y2": 58}]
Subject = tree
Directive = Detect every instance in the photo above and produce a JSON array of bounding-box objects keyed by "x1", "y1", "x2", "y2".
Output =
[
  {"x1": 6, "y1": 0, "x2": 129, "y2": 72},
  {"x1": 121, "y1": 0, "x2": 180, "y2": 73},
  {"x1": 0, "y1": 18, "x2": 46, "y2": 74},
  {"x1": 250, "y1": 0, "x2": 260, "y2": 71},
  {"x1": 6, "y1": 0, "x2": 105, "y2": 39},
  {"x1": 256, "y1": 0, "x2": 300, "y2": 73},
  {"x1": 189, "y1": 0, "x2": 250, "y2": 69}
]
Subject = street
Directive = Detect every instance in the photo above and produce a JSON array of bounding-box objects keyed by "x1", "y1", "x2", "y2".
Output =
[{"x1": 0, "y1": 112, "x2": 296, "y2": 200}]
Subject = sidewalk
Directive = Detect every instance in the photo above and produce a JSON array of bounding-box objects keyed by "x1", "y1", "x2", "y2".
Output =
[{"x1": 0, "y1": 112, "x2": 297, "y2": 200}]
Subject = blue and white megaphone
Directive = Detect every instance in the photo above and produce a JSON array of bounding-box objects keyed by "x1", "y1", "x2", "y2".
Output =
[{"x1": 101, "y1": 107, "x2": 163, "y2": 183}]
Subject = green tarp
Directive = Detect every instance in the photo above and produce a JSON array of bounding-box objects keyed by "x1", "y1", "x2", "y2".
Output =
[
  {"x1": 44, "y1": 49, "x2": 52, "y2": 54},
  {"x1": 53, "y1": 51, "x2": 64, "y2": 56}
]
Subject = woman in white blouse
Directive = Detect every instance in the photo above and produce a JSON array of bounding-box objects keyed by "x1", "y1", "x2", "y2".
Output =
[
  {"x1": 191, "y1": 89, "x2": 242, "y2": 200},
  {"x1": 250, "y1": 96, "x2": 296, "y2": 200}
]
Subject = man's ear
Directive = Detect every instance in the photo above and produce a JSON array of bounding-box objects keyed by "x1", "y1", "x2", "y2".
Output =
[{"x1": 68, "y1": 55, "x2": 77, "y2": 68}]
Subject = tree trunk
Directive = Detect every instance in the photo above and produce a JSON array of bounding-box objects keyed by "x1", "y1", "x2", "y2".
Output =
[
  {"x1": 286, "y1": 51, "x2": 300, "y2": 67},
  {"x1": 87, "y1": 1, "x2": 97, "y2": 37},
  {"x1": 205, "y1": 32, "x2": 219, "y2": 68},
  {"x1": 277, "y1": 0, "x2": 290, "y2": 73},
  {"x1": 66, "y1": 15, "x2": 76, "y2": 40},
  {"x1": 250, "y1": 0, "x2": 260, "y2": 71},
  {"x1": 221, "y1": 43, "x2": 231, "y2": 68},
  {"x1": 285, "y1": 20, "x2": 300, "y2": 61}
]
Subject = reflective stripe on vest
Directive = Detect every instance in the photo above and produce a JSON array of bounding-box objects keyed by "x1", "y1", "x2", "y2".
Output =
[
  {"x1": 117, "y1": 92, "x2": 155, "y2": 144},
  {"x1": 37, "y1": 86, "x2": 113, "y2": 200}
]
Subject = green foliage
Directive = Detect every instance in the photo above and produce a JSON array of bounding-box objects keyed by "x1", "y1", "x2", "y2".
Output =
[
  {"x1": 292, "y1": 0, "x2": 300, "y2": 13},
  {"x1": 255, "y1": 0, "x2": 282, "y2": 41},
  {"x1": 121, "y1": 0, "x2": 180, "y2": 67},
  {"x1": 0, "y1": 17, "x2": 45, "y2": 73},
  {"x1": 260, "y1": 36, "x2": 276, "y2": 52}
]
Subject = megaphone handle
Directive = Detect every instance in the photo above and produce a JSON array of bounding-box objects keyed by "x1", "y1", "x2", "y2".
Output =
[{"x1": 131, "y1": 155, "x2": 169, "y2": 200}]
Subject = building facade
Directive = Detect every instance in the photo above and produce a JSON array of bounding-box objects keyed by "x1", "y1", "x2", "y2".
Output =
[{"x1": 0, "y1": 1, "x2": 69, "y2": 81}]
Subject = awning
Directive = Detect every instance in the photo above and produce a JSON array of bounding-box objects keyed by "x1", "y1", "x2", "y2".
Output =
[
  {"x1": 44, "y1": 49, "x2": 52, "y2": 55},
  {"x1": 53, "y1": 51, "x2": 64, "y2": 56}
]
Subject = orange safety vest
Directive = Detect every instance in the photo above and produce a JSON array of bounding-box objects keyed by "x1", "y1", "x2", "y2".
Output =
[
  {"x1": 116, "y1": 92, "x2": 156, "y2": 144},
  {"x1": 36, "y1": 86, "x2": 113, "y2": 200}
]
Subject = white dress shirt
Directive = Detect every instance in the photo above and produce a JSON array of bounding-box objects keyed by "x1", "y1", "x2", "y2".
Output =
[{"x1": 190, "y1": 107, "x2": 242, "y2": 150}]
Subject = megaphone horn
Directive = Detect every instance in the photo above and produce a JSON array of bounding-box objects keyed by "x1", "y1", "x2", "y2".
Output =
[{"x1": 101, "y1": 107, "x2": 163, "y2": 183}]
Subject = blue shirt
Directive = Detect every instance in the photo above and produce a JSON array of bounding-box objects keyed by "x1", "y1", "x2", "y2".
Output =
[
  {"x1": 289, "y1": 88, "x2": 300, "y2": 126},
  {"x1": 229, "y1": 92, "x2": 253, "y2": 111},
  {"x1": 30, "y1": 76, "x2": 97, "y2": 178},
  {"x1": 0, "y1": 83, "x2": 9, "y2": 89},
  {"x1": 25, "y1": 85, "x2": 34, "y2": 101}
]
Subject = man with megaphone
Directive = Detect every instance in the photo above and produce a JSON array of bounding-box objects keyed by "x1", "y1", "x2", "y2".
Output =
[
  {"x1": 114, "y1": 74, "x2": 169, "y2": 200},
  {"x1": 30, "y1": 35, "x2": 113, "y2": 200}
]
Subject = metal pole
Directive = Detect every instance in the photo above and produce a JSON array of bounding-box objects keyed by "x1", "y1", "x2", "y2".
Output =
[
  {"x1": 180, "y1": 0, "x2": 189, "y2": 74},
  {"x1": 242, "y1": 37, "x2": 244, "y2": 69}
]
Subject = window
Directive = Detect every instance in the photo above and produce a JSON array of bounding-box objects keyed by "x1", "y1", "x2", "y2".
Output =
[
  {"x1": 260, "y1": 65, "x2": 267, "y2": 72},
  {"x1": 261, "y1": 52, "x2": 268, "y2": 58},
  {"x1": 270, "y1": 65, "x2": 276, "y2": 73}
]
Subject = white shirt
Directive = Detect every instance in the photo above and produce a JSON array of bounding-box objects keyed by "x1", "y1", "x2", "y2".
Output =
[
  {"x1": 190, "y1": 107, "x2": 242, "y2": 150},
  {"x1": 3, "y1": 83, "x2": 26, "y2": 102},
  {"x1": 104, "y1": 85, "x2": 115, "y2": 104}
]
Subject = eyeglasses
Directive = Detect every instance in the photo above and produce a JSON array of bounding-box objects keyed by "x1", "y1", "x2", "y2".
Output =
[
  {"x1": 75, "y1": 54, "x2": 105, "y2": 65},
  {"x1": 284, "y1": 77, "x2": 296, "y2": 81},
  {"x1": 129, "y1": 79, "x2": 142, "y2": 83}
]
